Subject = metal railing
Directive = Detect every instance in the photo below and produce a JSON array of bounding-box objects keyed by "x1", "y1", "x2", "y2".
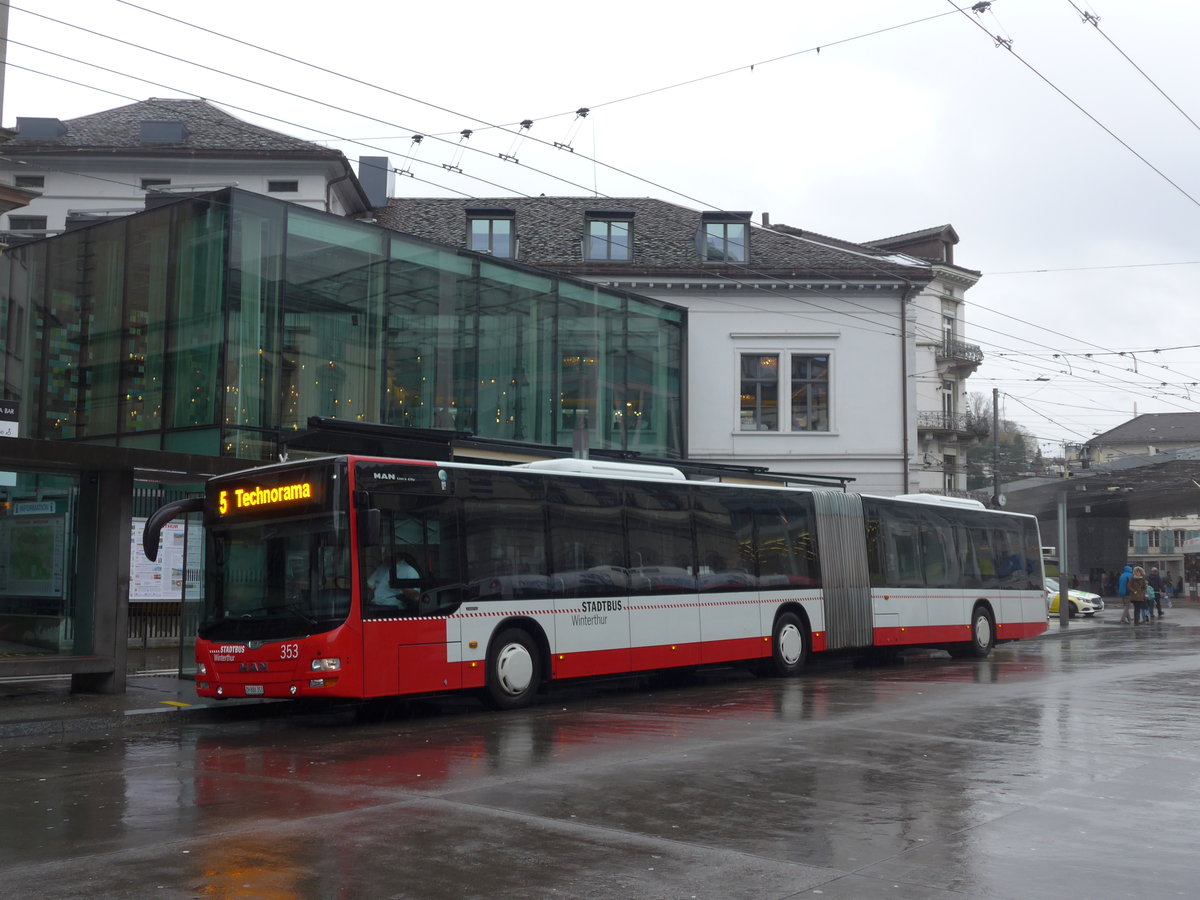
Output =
[
  {"x1": 917, "y1": 410, "x2": 986, "y2": 435},
  {"x1": 936, "y1": 339, "x2": 984, "y2": 366}
]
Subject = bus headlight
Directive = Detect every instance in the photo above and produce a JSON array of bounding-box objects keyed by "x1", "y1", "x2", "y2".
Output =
[
  {"x1": 197, "y1": 662, "x2": 208, "y2": 675},
  {"x1": 311, "y1": 658, "x2": 341, "y2": 672}
]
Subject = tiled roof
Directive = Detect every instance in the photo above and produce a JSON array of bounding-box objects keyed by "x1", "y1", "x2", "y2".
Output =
[
  {"x1": 1089, "y1": 413, "x2": 1200, "y2": 446},
  {"x1": 13, "y1": 98, "x2": 341, "y2": 157},
  {"x1": 377, "y1": 196, "x2": 934, "y2": 278}
]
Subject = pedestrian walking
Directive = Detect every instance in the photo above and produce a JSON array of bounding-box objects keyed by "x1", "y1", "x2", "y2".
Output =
[
  {"x1": 1148, "y1": 567, "x2": 1165, "y2": 618},
  {"x1": 1118, "y1": 564, "x2": 1135, "y2": 623},
  {"x1": 1128, "y1": 566, "x2": 1148, "y2": 626}
]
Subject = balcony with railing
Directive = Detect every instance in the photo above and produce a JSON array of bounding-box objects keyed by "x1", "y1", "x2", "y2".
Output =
[
  {"x1": 918, "y1": 410, "x2": 988, "y2": 439},
  {"x1": 936, "y1": 339, "x2": 984, "y2": 371}
]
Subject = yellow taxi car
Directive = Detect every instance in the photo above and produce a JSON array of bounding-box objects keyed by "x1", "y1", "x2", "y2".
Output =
[{"x1": 1045, "y1": 578, "x2": 1102, "y2": 617}]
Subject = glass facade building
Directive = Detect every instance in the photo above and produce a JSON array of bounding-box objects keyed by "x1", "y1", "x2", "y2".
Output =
[
  {"x1": 0, "y1": 188, "x2": 683, "y2": 665},
  {"x1": 2, "y1": 188, "x2": 686, "y2": 460}
]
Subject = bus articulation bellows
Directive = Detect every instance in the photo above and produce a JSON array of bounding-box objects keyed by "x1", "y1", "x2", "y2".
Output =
[{"x1": 143, "y1": 456, "x2": 1047, "y2": 709}]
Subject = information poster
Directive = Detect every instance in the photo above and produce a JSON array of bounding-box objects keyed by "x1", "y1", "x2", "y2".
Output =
[
  {"x1": 0, "y1": 514, "x2": 66, "y2": 597},
  {"x1": 130, "y1": 518, "x2": 204, "y2": 602}
]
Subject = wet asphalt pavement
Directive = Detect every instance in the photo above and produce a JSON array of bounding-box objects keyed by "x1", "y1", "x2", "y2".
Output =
[{"x1": 1, "y1": 609, "x2": 1198, "y2": 899}]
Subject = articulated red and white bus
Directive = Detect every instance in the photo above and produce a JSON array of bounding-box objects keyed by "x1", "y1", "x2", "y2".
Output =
[{"x1": 143, "y1": 456, "x2": 1046, "y2": 709}]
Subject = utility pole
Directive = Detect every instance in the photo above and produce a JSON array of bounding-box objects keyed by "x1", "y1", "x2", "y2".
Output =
[
  {"x1": 1057, "y1": 490, "x2": 1070, "y2": 626},
  {"x1": 991, "y1": 387, "x2": 1001, "y2": 508},
  {"x1": 0, "y1": 0, "x2": 8, "y2": 128}
]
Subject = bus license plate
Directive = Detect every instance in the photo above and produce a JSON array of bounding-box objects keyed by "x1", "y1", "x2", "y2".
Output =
[{"x1": 245, "y1": 685, "x2": 264, "y2": 696}]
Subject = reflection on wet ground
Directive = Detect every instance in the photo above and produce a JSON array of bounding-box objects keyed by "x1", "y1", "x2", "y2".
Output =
[{"x1": 4, "y1": 614, "x2": 1200, "y2": 898}]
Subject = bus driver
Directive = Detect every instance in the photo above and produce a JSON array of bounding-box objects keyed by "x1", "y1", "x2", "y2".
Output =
[{"x1": 367, "y1": 555, "x2": 421, "y2": 611}]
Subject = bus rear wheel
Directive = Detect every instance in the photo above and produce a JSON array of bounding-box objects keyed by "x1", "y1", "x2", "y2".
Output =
[
  {"x1": 483, "y1": 628, "x2": 541, "y2": 710},
  {"x1": 951, "y1": 605, "x2": 995, "y2": 659},
  {"x1": 768, "y1": 612, "x2": 807, "y2": 676}
]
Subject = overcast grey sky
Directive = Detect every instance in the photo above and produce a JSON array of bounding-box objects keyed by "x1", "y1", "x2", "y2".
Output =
[{"x1": 7, "y1": 0, "x2": 1200, "y2": 452}]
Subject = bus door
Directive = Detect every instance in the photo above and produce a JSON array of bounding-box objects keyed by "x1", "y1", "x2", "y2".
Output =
[
  {"x1": 546, "y1": 476, "x2": 631, "y2": 678},
  {"x1": 357, "y1": 476, "x2": 465, "y2": 697}
]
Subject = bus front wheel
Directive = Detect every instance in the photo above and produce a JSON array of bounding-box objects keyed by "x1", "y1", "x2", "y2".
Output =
[
  {"x1": 483, "y1": 628, "x2": 542, "y2": 710},
  {"x1": 768, "y1": 612, "x2": 807, "y2": 676}
]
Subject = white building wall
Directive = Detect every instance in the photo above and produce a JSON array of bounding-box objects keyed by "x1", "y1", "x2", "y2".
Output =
[
  {"x1": 3, "y1": 156, "x2": 356, "y2": 233},
  {"x1": 582, "y1": 279, "x2": 914, "y2": 495},
  {"x1": 909, "y1": 271, "x2": 981, "y2": 495}
]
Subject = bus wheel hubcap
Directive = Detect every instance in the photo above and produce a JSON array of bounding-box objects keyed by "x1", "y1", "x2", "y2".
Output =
[
  {"x1": 496, "y1": 643, "x2": 533, "y2": 695},
  {"x1": 974, "y1": 616, "x2": 990, "y2": 646},
  {"x1": 778, "y1": 624, "x2": 802, "y2": 665}
]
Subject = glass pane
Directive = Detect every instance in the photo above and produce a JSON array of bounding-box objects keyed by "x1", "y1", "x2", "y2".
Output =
[
  {"x1": 626, "y1": 484, "x2": 694, "y2": 592},
  {"x1": 282, "y1": 211, "x2": 386, "y2": 431},
  {"x1": 225, "y1": 194, "x2": 285, "y2": 436},
  {"x1": 586, "y1": 221, "x2": 608, "y2": 259},
  {"x1": 491, "y1": 219, "x2": 512, "y2": 258},
  {"x1": 472, "y1": 264, "x2": 552, "y2": 442},
  {"x1": 469, "y1": 219, "x2": 490, "y2": 252},
  {"x1": 547, "y1": 477, "x2": 625, "y2": 598},
  {"x1": 169, "y1": 199, "x2": 227, "y2": 429},
  {"x1": 791, "y1": 354, "x2": 829, "y2": 431},
  {"x1": 123, "y1": 214, "x2": 170, "y2": 434},
  {"x1": 79, "y1": 226, "x2": 124, "y2": 438},
  {"x1": 740, "y1": 354, "x2": 778, "y2": 431},
  {"x1": 693, "y1": 489, "x2": 757, "y2": 592},
  {"x1": 464, "y1": 499, "x2": 548, "y2": 600},
  {"x1": 756, "y1": 495, "x2": 819, "y2": 588},
  {"x1": 0, "y1": 472, "x2": 80, "y2": 655},
  {"x1": 39, "y1": 233, "x2": 86, "y2": 438},
  {"x1": 609, "y1": 221, "x2": 631, "y2": 260},
  {"x1": 725, "y1": 223, "x2": 747, "y2": 261}
]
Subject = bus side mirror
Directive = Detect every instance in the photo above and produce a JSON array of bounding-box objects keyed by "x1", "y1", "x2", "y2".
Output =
[
  {"x1": 359, "y1": 508, "x2": 381, "y2": 546},
  {"x1": 143, "y1": 497, "x2": 206, "y2": 561}
]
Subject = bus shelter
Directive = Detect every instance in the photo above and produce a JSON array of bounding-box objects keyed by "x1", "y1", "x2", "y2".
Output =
[{"x1": 0, "y1": 438, "x2": 244, "y2": 692}]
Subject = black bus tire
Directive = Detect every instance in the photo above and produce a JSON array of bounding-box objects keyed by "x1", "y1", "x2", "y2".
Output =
[
  {"x1": 769, "y1": 612, "x2": 807, "y2": 676},
  {"x1": 483, "y1": 628, "x2": 541, "y2": 710},
  {"x1": 951, "y1": 604, "x2": 995, "y2": 659}
]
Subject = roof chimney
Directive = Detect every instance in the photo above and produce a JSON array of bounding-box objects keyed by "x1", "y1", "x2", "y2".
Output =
[{"x1": 358, "y1": 156, "x2": 392, "y2": 209}]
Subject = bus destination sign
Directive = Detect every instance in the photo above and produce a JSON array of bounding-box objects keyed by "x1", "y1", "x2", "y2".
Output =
[{"x1": 214, "y1": 477, "x2": 323, "y2": 517}]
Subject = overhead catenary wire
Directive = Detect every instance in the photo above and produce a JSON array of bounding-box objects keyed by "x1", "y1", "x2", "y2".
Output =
[
  {"x1": 947, "y1": 0, "x2": 1200, "y2": 211},
  {"x1": 11, "y1": 2, "x2": 1200, "y2": 444},
  {"x1": 7, "y1": 64, "x2": 1194, "y2": 425},
  {"x1": 1064, "y1": 0, "x2": 1200, "y2": 137}
]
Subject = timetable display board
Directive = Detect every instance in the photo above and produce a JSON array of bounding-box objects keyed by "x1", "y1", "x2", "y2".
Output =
[
  {"x1": 0, "y1": 512, "x2": 65, "y2": 598},
  {"x1": 130, "y1": 517, "x2": 203, "y2": 601}
]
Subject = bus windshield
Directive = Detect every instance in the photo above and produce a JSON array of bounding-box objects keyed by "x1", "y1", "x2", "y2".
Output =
[{"x1": 200, "y1": 511, "x2": 352, "y2": 642}]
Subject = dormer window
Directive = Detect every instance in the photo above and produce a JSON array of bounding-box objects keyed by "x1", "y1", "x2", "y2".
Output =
[
  {"x1": 701, "y1": 211, "x2": 750, "y2": 263},
  {"x1": 584, "y1": 210, "x2": 633, "y2": 261},
  {"x1": 467, "y1": 208, "x2": 516, "y2": 258}
]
